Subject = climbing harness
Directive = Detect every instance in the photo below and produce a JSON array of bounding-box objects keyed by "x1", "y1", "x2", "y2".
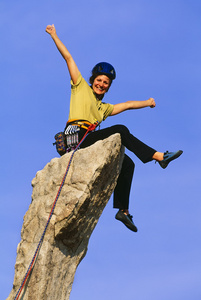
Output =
[
  {"x1": 54, "y1": 119, "x2": 96, "y2": 155},
  {"x1": 14, "y1": 122, "x2": 98, "y2": 300},
  {"x1": 65, "y1": 119, "x2": 93, "y2": 152}
]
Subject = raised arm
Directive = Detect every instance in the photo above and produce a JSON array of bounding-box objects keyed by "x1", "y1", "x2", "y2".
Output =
[
  {"x1": 110, "y1": 98, "x2": 156, "y2": 116},
  {"x1": 46, "y1": 24, "x2": 80, "y2": 84}
]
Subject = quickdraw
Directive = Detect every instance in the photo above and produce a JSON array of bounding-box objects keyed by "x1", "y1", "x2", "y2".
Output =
[{"x1": 14, "y1": 122, "x2": 98, "y2": 300}]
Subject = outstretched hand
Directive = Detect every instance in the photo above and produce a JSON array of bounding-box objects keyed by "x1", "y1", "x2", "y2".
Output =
[
  {"x1": 46, "y1": 24, "x2": 56, "y2": 36},
  {"x1": 148, "y1": 98, "x2": 156, "y2": 108}
]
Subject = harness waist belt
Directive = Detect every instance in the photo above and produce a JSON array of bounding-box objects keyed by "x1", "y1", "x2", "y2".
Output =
[{"x1": 66, "y1": 119, "x2": 93, "y2": 130}]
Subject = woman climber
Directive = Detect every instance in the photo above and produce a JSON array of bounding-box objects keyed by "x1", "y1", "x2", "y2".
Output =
[{"x1": 46, "y1": 24, "x2": 183, "y2": 233}]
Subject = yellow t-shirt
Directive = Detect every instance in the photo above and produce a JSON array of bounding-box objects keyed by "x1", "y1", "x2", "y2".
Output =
[{"x1": 68, "y1": 73, "x2": 114, "y2": 124}]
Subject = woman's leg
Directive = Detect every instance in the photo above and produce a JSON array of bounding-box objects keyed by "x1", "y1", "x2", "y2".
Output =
[
  {"x1": 113, "y1": 154, "x2": 134, "y2": 210},
  {"x1": 79, "y1": 124, "x2": 156, "y2": 163},
  {"x1": 113, "y1": 154, "x2": 137, "y2": 232}
]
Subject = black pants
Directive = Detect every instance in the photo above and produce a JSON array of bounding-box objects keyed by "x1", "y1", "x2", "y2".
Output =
[{"x1": 79, "y1": 125, "x2": 156, "y2": 210}]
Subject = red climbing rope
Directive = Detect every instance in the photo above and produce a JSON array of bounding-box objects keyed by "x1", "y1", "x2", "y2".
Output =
[{"x1": 14, "y1": 122, "x2": 98, "y2": 300}]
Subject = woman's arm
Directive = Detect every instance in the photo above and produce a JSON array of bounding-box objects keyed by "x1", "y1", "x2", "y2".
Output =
[
  {"x1": 110, "y1": 98, "x2": 156, "y2": 116},
  {"x1": 46, "y1": 24, "x2": 80, "y2": 84}
]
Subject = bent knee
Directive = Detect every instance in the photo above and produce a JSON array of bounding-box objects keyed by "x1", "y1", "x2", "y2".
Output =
[{"x1": 111, "y1": 124, "x2": 130, "y2": 135}]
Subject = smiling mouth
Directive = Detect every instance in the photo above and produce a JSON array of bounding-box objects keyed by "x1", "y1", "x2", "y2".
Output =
[{"x1": 96, "y1": 87, "x2": 104, "y2": 92}]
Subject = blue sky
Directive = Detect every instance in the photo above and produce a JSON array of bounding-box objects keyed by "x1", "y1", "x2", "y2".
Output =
[{"x1": 1, "y1": 0, "x2": 201, "y2": 299}]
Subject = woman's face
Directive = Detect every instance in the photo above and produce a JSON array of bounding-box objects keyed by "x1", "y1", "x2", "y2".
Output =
[{"x1": 92, "y1": 75, "x2": 111, "y2": 97}]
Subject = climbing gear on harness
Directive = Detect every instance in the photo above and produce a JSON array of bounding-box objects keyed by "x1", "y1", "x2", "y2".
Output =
[
  {"x1": 14, "y1": 122, "x2": 98, "y2": 300},
  {"x1": 158, "y1": 150, "x2": 183, "y2": 169},
  {"x1": 65, "y1": 119, "x2": 95, "y2": 152},
  {"x1": 53, "y1": 119, "x2": 97, "y2": 155},
  {"x1": 115, "y1": 210, "x2": 138, "y2": 232},
  {"x1": 65, "y1": 125, "x2": 79, "y2": 152},
  {"x1": 54, "y1": 132, "x2": 67, "y2": 156},
  {"x1": 92, "y1": 62, "x2": 116, "y2": 80}
]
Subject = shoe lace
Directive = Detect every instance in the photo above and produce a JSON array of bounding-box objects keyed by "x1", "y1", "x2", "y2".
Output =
[{"x1": 127, "y1": 214, "x2": 133, "y2": 222}]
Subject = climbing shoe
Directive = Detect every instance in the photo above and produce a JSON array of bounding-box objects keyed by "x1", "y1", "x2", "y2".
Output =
[
  {"x1": 159, "y1": 150, "x2": 183, "y2": 169},
  {"x1": 115, "y1": 210, "x2": 138, "y2": 232}
]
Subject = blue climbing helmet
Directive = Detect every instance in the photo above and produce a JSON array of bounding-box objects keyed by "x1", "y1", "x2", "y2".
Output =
[{"x1": 92, "y1": 62, "x2": 116, "y2": 80}]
